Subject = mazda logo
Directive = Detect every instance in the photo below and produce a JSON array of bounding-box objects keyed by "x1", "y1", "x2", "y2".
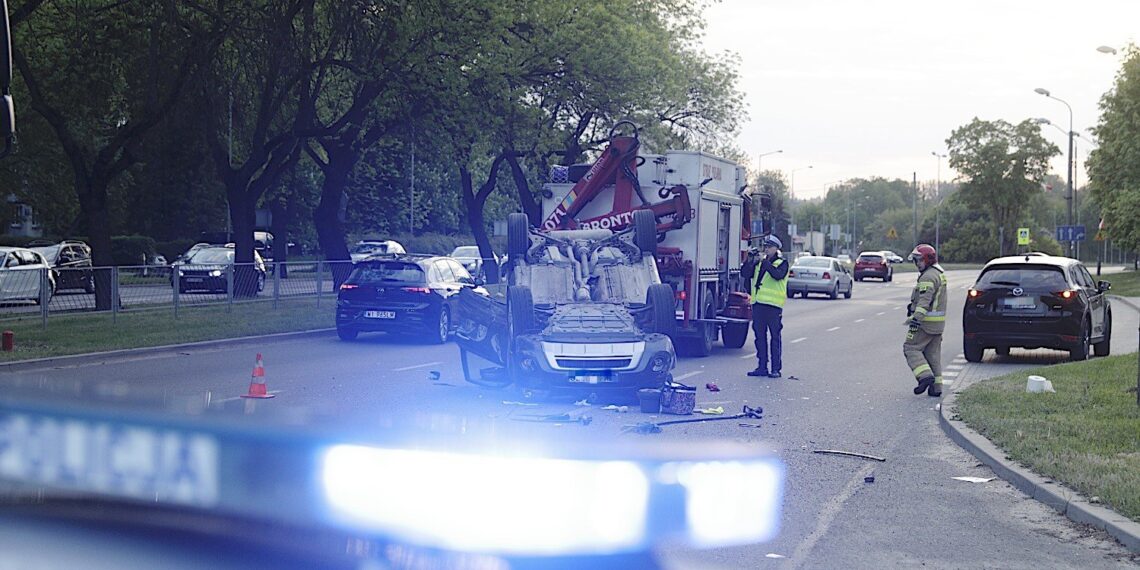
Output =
[{"x1": 1012, "y1": 287, "x2": 1024, "y2": 296}]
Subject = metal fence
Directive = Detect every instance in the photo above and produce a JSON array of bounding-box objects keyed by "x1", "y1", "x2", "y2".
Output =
[{"x1": 0, "y1": 261, "x2": 356, "y2": 327}]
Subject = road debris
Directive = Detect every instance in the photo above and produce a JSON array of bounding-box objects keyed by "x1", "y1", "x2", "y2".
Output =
[
  {"x1": 738, "y1": 423, "x2": 763, "y2": 429},
  {"x1": 622, "y1": 422, "x2": 662, "y2": 434},
  {"x1": 573, "y1": 399, "x2": 591, "y2": 406},
  {"x1": 765, "y1": 553, "x2": 786, "y2": 559},
  {"x1": 428, "y1": 370, "x2": 441, "y2": 381},
  {"x1": 513, "y1": 413, "x2": 593, "y2": 425},
  {"x1": 864, "y1": 475, "x2": 875, "y2": 483},
  {"x1": 622, "y1": 405, "x2": 763, "y2": 434},
  {"x1": 601, "y1": 405, "x2": 629, "y2": 413},
  {"x1": 431, "y1": 382, "x2": 457, "y2": 387},
  {"x1": 951, "y1": 476, "x2": 996, "y2": 483},
  {"x1": 705, "y1": 382, "x2": 720, "y2": 392},
  {"x1": 501, "y1": 400, "x2": 540, "y2": 407},
  {"x1": 696, "y1": 406, "x2": 725, "y2": 415},
  {"x1": 812, "y1": 449, "x2": 887, "y2": 462}
]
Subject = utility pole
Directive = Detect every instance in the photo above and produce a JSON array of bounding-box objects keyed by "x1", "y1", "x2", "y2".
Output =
[
  {"x1": 409, "y1": 131, "x2": 415, "y2": 235},
  {"x1": 912, "y1": 172, "x2": 918, "y2": 246}
]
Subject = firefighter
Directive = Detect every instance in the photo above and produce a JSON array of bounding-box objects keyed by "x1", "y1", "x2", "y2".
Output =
[
  {"x1": 745, "y1": 235, "x2": 788, "y2": 378},
  {"x1": 904, "y1": 243, "x2": 948, "y2": 397}
]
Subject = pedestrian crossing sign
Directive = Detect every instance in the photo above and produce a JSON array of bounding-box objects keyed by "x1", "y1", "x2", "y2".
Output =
[
  {"x1": 887, "y1": 227, "x2": 898, "y2": 239},
  {"x1": 1017, "y1": 227, "x2": 1030, "y2": 245}
]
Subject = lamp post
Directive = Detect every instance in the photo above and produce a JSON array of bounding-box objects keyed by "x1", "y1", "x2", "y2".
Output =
[
  {"x1": 1035, "y1": 87, "x2": 1074, "y2": 256},
  {"x1": 757, "y1": 149, "x2": 783, "y2": 173},
  {"x1": 932, "y1": 151, "x2": 946, "y2": 253},
  {"x1": 789, "y1": 165, "x2": 813, "y2": 200}
]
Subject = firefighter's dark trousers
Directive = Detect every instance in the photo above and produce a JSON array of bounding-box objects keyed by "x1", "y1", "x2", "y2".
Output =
[
  {"x1": 752, "y1": 303, "x2": 783, "y2": 373},
  {"x1": 903, "y1": 325, "x2": 942, "y2": 387}
]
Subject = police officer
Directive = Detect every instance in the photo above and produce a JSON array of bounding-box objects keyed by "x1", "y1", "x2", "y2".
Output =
[
  {"x1": 745, "y1": 235, "x2": 788, "y2": 378},
  {"x1": 904, "y1": 243, "x2": 948, "y2": 397}
]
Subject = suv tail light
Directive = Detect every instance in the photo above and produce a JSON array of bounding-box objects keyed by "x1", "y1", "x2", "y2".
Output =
[
  {"x1": 967, "y1": 288, "x2": 981, "y2": 298},
  {"x1": 339, "y1": 284, "x2": 359, "y2": 291},
  {"x1": 1057, "y1": 289, "x2": 1077, "y2": 300}
]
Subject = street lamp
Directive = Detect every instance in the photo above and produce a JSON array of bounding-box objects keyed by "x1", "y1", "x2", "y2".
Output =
[
  {"x1": 1035, "y1": 87, "x2": 1075, "y2": 256},
  {"x1": 789, "y1": 165, "x2": 813, "y2": 200},
  {"x1": 1097, "y1": 45, "x2": 1118, "y2": 55},
  {"x1": 757, "y1": 149, "x2": 783, "y2": 172},
  {"x1": 932, "y1": 151, "x2": 947, "y2": 253}
]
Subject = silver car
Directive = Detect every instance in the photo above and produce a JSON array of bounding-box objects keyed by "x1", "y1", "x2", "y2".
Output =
[{"x1": 787, "y1": 256, "x2": 853, "y2": 299}]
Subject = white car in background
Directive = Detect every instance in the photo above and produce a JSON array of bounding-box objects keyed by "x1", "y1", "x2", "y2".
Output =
[
  {"x1": 0, "y1": 246, "x2": 55, "y2": 303},
  {"x1": 349, "y1": 240, "x2": 406, "y2": 263},
  {"x1": 787, "y1": 255, "x2": 853, "y2": 299},
  {"x1": 881, "y1": 250, "x2": 904, "y2": 264},
  {"x1": 448, "y1": 245, "x2": 500, "y2": 274}
]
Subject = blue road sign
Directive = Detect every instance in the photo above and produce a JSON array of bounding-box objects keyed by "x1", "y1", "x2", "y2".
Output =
[{"x1": 1055, "y1": 225, "x2": 1086, "y2": 242}]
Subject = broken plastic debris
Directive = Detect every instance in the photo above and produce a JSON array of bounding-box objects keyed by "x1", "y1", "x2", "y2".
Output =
[
  {"x1": 1026, "y1": 375, "x2": 1055, "y2": 393},
  {"x1": 696, "y1": 406, "x2": 724, "y2": 415},
  {"x1": 951, "y1": 476, "x2": 996, "y2": 483},
  {"x1": 601, "y1": 405, "x2": 629, "y2": 413},
  {"x1": 428, "y1": 370, "x2": 441, "y2": 381},
  {"x1": 765, "y1": 553, "x2": 786, "y2": 559},
  {"x1": 501, "y1": 400, "x2": 540, "y2": 407},
  {"x1": 812, "y1": 449, "x2": 886, "y2": 462},
  {"x1": 573, "y1": 399, "x2": 591, "y2": 406},
  {"x1": 622, "y1": 422, "x2": 663, "y2": 434},
  {"x1": 864, "y1": 475, "x2": 875, "y2": 483},
  {"x1": 705, "y1": 382, "x2": 720, "y2": 392}
]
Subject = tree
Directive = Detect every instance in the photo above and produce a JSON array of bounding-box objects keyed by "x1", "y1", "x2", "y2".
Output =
[
  {"x1": 12, "y1": 0, "x2": 222, "y2": 308},
  {"x1": 1088, "y1": 44, "x2": 1140, "y2": 253},
  {"x1": 947, "y1": 118, "x2": 1058, "y2": 254}
]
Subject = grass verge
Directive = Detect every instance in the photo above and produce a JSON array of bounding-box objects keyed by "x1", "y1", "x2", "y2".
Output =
[
  {"x1": 0, "y1": 299, "x2": 333, "y2": 362},
  {"x1": 1102, "y1": 269, "x2": 1140, "y2": 296},
  {"x1": 955, "y1": 354, "x2": 1140, "y2": 521}
]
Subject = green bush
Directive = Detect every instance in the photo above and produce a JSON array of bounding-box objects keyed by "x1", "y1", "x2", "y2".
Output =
[
  {"x1": 156, "y1": 239, "x2": 197, "y2": 263},
  {"x1": 110, "y1": 235, "x2": 157, "y2": 266}
]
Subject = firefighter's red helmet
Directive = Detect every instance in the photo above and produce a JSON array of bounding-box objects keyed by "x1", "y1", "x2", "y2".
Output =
[{"x1": 909, "y1": 244, "x2": 937, "y2": 266}]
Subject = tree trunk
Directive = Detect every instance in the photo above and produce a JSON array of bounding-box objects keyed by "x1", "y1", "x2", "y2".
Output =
[
  {"x1": 460, "y1": 166, "x2": 494, "y2": 269},
  {"x1": 79, "y1": 178, "x2": 116, "y2": 311},
  {"x1": 506, "y1": 151, "x2": 541, "y2": 223},
  {"x1": 227, "y1": 181, "x2": 261, "y2": 298},
  {"x1": 312, "y1": 148, "x2": 356, "y2": 289},
  {"x1": 270, "y1": 198, "x2": 288, "y2": 278}
]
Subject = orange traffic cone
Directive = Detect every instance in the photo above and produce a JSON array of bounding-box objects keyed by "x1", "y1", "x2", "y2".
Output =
[{"x1": 241, "y1": 353, "x2": 275, "y2": 399}]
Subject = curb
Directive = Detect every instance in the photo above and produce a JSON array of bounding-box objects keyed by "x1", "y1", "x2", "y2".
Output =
[
  {"x1": 0, "y1": 328, "x2": 336, "y2": 373},
  {"x1": 939, "y1": 387, "x2": 1140, "y2": 554}
]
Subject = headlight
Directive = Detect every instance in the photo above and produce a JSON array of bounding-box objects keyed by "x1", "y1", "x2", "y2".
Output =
[
  {"x1": 650, "y1": 352, "x2": 674, "y2": 373},
  {"x1": 209, "y1": 269, "x2": 222, "y2": 277}
]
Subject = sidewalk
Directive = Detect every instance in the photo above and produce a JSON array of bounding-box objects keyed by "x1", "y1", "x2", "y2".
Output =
[{"x1": 940, "y1": 343, "x2": 1140, "y2": 554}]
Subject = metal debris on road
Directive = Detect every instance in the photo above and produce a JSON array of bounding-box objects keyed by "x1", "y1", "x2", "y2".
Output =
[
  {"x1": 513, "y1": 413, "x2": 593, "y2": 425},
  {"x1": 428, "y1": 370, "x2": 441, "y2": 381},
  {"x1": 431, "y1": 382, "x2": 457, "y2": 387},
  {"x1": 812, "y1": 449, "x2": 887, "y2": 462},
  {"x1": 622, "y1": 422, "x2": 663, "y2": 434},
  {"x1": 951, "y1": 476, "x2": 996, "y2": 483},
  {"x1": 787, "y1": 375, "x2": 799, "y2": 380},
  {"x1": 705, "y1": 382, "x2": 720, "y2": 392},
  {"x1": 738, "y1": 423, "x2": 763, "y2": 428},
  {"x1": 623, "y1": 405, "x2": 763, "y2": 434}
]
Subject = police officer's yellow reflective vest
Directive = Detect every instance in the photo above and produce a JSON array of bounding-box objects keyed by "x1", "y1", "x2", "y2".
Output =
[{"x1": 751, "y1": 258, "x2": 787, "y2": 308}]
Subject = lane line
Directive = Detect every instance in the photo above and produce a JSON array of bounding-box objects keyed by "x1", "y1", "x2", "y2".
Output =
[
  {"x1": 876, "y1": 312, "x2": 885, "y2": 316},
  {"x1": 827, "y1": 326, "x2": 841, "y2": 332},
  {"x1": 791, "y1": 337, "x2": 807, "y2": 344},
  {"x1": 740, "y1": 353, "x2": 757, "y2": 359},
  {"x1": 788, "y1": 461, "x2": 878, "y2": 569},
  {"x1": 217, "y1": 389, "x2": 284, "y2": 404},
  {"x1": 674, "y1": 370, "x2": 704, "y2": 381},
  {"x1": 393, "y1": 361, "x2": 442, "y2": 372},
  {"x1": 854, "y1": 318, "x2": 865, "y2": 323}
]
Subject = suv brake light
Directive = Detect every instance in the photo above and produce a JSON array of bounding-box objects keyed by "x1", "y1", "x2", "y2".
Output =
[
  {"x1": 968, "y1": 288, "x2": 981, "y2": 298},
  {"x1": 1058, "y1": 289, "x2": 1077, "y2": 300},
  {"x1": 339, "y1": 284, "x2": 358, "y2": 291},
  {"x1": 402, "y1": 286, "x2": 432, "y2": 294}
]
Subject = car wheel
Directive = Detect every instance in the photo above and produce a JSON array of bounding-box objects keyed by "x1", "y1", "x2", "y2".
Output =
[
  {"x1": 429, "y1": 307, "x2": 450, "y2": 344},
  {"x1": 507, "y1": 213, "x2": 530, "y2": 260},
  {"x1": 964, "y1": 342, "x2": 983, "y2": 363},
  {"x1": 1069, "y1": 320, "x2": 1091, "y2": 361},
  {"x1": 1093, "y1": 312, "x2": 1111, "y2": 356},
  {"x1": 632, "y1": 209, "x2": 658, "y2": 255},
  {"x1": 257, "y1": 273, "x2": 266, "y2": 292},
  {"x1": 645, "y1": 283, "x2": 676, "y2": 336},
  {"x1": 843, "y1": 282, "x2": 852, "y2": 299},
  {"x1": 337, "y1": 326, "x2": 358, "y2": 341},
  {"x1": 829, "y1": 283, "x2": 839, "y2": 300},
  {"x1": 508, "y1": 285, "x2": 535, "y2": 351},
  {"x1": 786, "y1": 289, "x2": 795, "y2": 298},
  {"x1": 83, "y1": 275, "x2": 95, "y2": 294},
  {"x1": 721, "y1": 321, "x2": 749, "y2": 349},
  {"x1": 886, "y1": 271, "x2": 893, "y2": 282}
]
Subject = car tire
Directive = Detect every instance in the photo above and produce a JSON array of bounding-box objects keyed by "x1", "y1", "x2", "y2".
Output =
[
  {"x1": 721, "y1": 322, "x2": 749, "y2": 349},
  {"x1": 886, "y1": 271, "x2": 893, "y2": 282},
  {"x1": 855, "y1": 276, "x2": 862, "y2": 282},
  {"x1": 1069, "y1": 320, "x2": 1091, "y2": 361},
  {"x1": 508, "y1": 285, "x2": 535, "y2": 348},
  {"x1": 964, "y1": 342, "x2": 983, "y2": 363},
  {"x1": 633, "y1": 209, "x2": 658, "y2": 255},
  {"x1": 1093, "y1": 312, "x2": 1111, "y2": 356},
  {"x1": 645, "y1": 283, "x2": 676, "y2": 336},
  {"x1": 507, "y1": 213, "x2": 530, "y2": 260},
  {"x1": 429, "y1": 307, "x2": 450, "y2": 345},
  {"x1": 83, "y1": 275, "x2": 95, "y2": 294},
  {"x1": 829, "y1": 283, "x2": 839, "y2": 300},
  {"x1": 843, "y1": 282, "x2": 852, "y2": 299},
  {"x1": 256, "y1": 273, "x2": 266, "y2": 293},
  {"x1": 786, "y1": 289, "x2": 795, "y2": 298},
  {"x1": 337, "y1": 326, "x2": 358, "y2": 341}
]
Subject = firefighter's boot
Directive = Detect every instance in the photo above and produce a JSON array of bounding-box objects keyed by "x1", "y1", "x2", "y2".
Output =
[
  {"x1": 914, "y1": 375, "x2": 935, "y2": 395},
  {"x1": 927, "y1": 379, "x2": 942, "y2": 397}
]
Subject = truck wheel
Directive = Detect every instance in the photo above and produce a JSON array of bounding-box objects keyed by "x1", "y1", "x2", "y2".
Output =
[
  {"x1": 722, "y1": 322, "x2": 749, "y2": 348},
  {"x1": 645, "y1": 283, "x2": 675, "y2": 336},
  {"x1": 633, "y1": 209, "x2": 657, "y2": 255},
  {"x1": 508, "y1": 285, "x2": 535, "y2": 344},
  {"x1": 507, "y1": 213, "x2": 530, "y2": 260}
]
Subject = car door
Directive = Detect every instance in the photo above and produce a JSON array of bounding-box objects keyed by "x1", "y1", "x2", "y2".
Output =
[
  {"x1": 834, "y1": 260, "x2": 851, "y2": 292},
  {"x1": 1075, "y1": 265, "x2": 1106, "y2": 338},
  {"x1": 13, "y1": 250, "x2": 43, "y2": 300}
]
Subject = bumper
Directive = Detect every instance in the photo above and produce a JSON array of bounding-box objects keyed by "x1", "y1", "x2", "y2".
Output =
[
  {"x1": 336, "y1": 302, "x2": 439, "y2": 334},
  {"x1": 178, "y1": 275, "x2": 226, "y2": 292},
  {"x1": 787, "y1": 279, "x2": 835, "y2": 294},
  {"x1": 854, "y1": 268, "x2": 889, "y2": 279},
  {"x1": 510, "y1": 333, "x2": 674, "y2": 393},
  {"x1": 964, "y1": 316, "x2": 1081, "y2": 350}
]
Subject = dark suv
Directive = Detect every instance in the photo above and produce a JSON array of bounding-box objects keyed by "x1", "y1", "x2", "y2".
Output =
[
  {"x1": 336, "y1": 255, "x2": 479, "y2": 343},
  {"x1": 963, "y1": 255, "x2": 1111, "y2": 362},
  {"x1": 27, "y1": 240, "x2": 94, "y2": 293},
  {"x1": 854, "y1": 252, "x2": 892, "y2": 281}
]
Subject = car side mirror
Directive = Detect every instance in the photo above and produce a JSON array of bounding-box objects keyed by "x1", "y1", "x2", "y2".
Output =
[
  {"x1": 473, "y1": 277, "x2": 485, "y2": 287},
  {"x1": 1097, "y1": 280, "x2": 1111, "y2": 292}
]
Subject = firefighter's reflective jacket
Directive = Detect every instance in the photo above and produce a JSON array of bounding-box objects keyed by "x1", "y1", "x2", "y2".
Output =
[{"x1": 907, "y1": 264, "x2": 947, "y2": 334}]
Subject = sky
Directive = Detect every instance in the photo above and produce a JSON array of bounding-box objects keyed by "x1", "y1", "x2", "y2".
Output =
[{"x1": 700, "y1": 0, "x2": 1139, "y2": 199}]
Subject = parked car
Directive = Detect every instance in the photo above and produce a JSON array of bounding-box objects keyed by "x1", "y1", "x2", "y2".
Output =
[
  {"x1": 787, "y1": 256, "x2": 853, "y2": 299},
  {"x1": 336, "y1": 254, "x2": 480, "y2": 343},
  {"x1": 26, "y1": 240, "x2": 95, "y2": 293},
  {"x1": 172, "y1": 245, "x2": 266, "y2": 294},
  {"x1": 963, "y1": 254, "x2": 1111, "y2": 362},
  {"x1": 881, "y1": 250, "x2": 904, "y2": 264},
  {"x1": 349, "y1": 240, "x2": 406, "y2": 263},
  {"x1": 448, "y1": 245, "x2": 501, "y2": 275},
  {"x1": 0, "y1": 246, "x2": 55, "y2": 303},
  {"x1": 854, "y1": 251, "x2": 893, "y2": 281}
]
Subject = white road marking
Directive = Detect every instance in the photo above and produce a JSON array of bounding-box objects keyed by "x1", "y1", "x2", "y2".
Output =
[
  {"x1": 740, "y1": 353, "x2": 757, "y2": 359},
  {"x1": 854, "y1": 318, "x2": 865, "y2": 323},
  {"x1": 217, "y1": 390, "x2": 284, "y2": 404},
  {"x1": 788, "y1": 461, "x2": 878, "y2": 569},
  {"x1": 674, "y1": 370, "x2": 704, "y2": 381},
  {"x1": 827, "y1": 326, "x2": 841, "y2": 332},
  {"x1": 791, "y1": 337, "x2": 807, "y2": 344},
  {"x1": 893, "y1": 306, "x2": 903, "y2": 310},
  {"x1": 393, "y1": 361, "x2": 442, "y2": 372},
  {"x1": 945, "y1": 364, "x2": 963, "y2": 371},
  {"x1": 876, "y1": 312, "x2": 885, "y2": 316}
]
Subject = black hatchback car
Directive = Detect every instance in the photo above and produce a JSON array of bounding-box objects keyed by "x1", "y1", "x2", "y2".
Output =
[
  {"x1": 27, "y1": 240, "x2": 95, "y2": 293},
  {"x1": 336, "y1": 255, "x2": 480, "y2": 343},
  {"x1": 963, "y1": 255, "x2": 1111, "y2": 362}
]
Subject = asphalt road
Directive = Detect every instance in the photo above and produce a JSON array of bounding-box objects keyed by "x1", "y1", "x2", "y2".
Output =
[{"x1": 3, "y1": 269, "x2": 1139, "y2": 568}]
